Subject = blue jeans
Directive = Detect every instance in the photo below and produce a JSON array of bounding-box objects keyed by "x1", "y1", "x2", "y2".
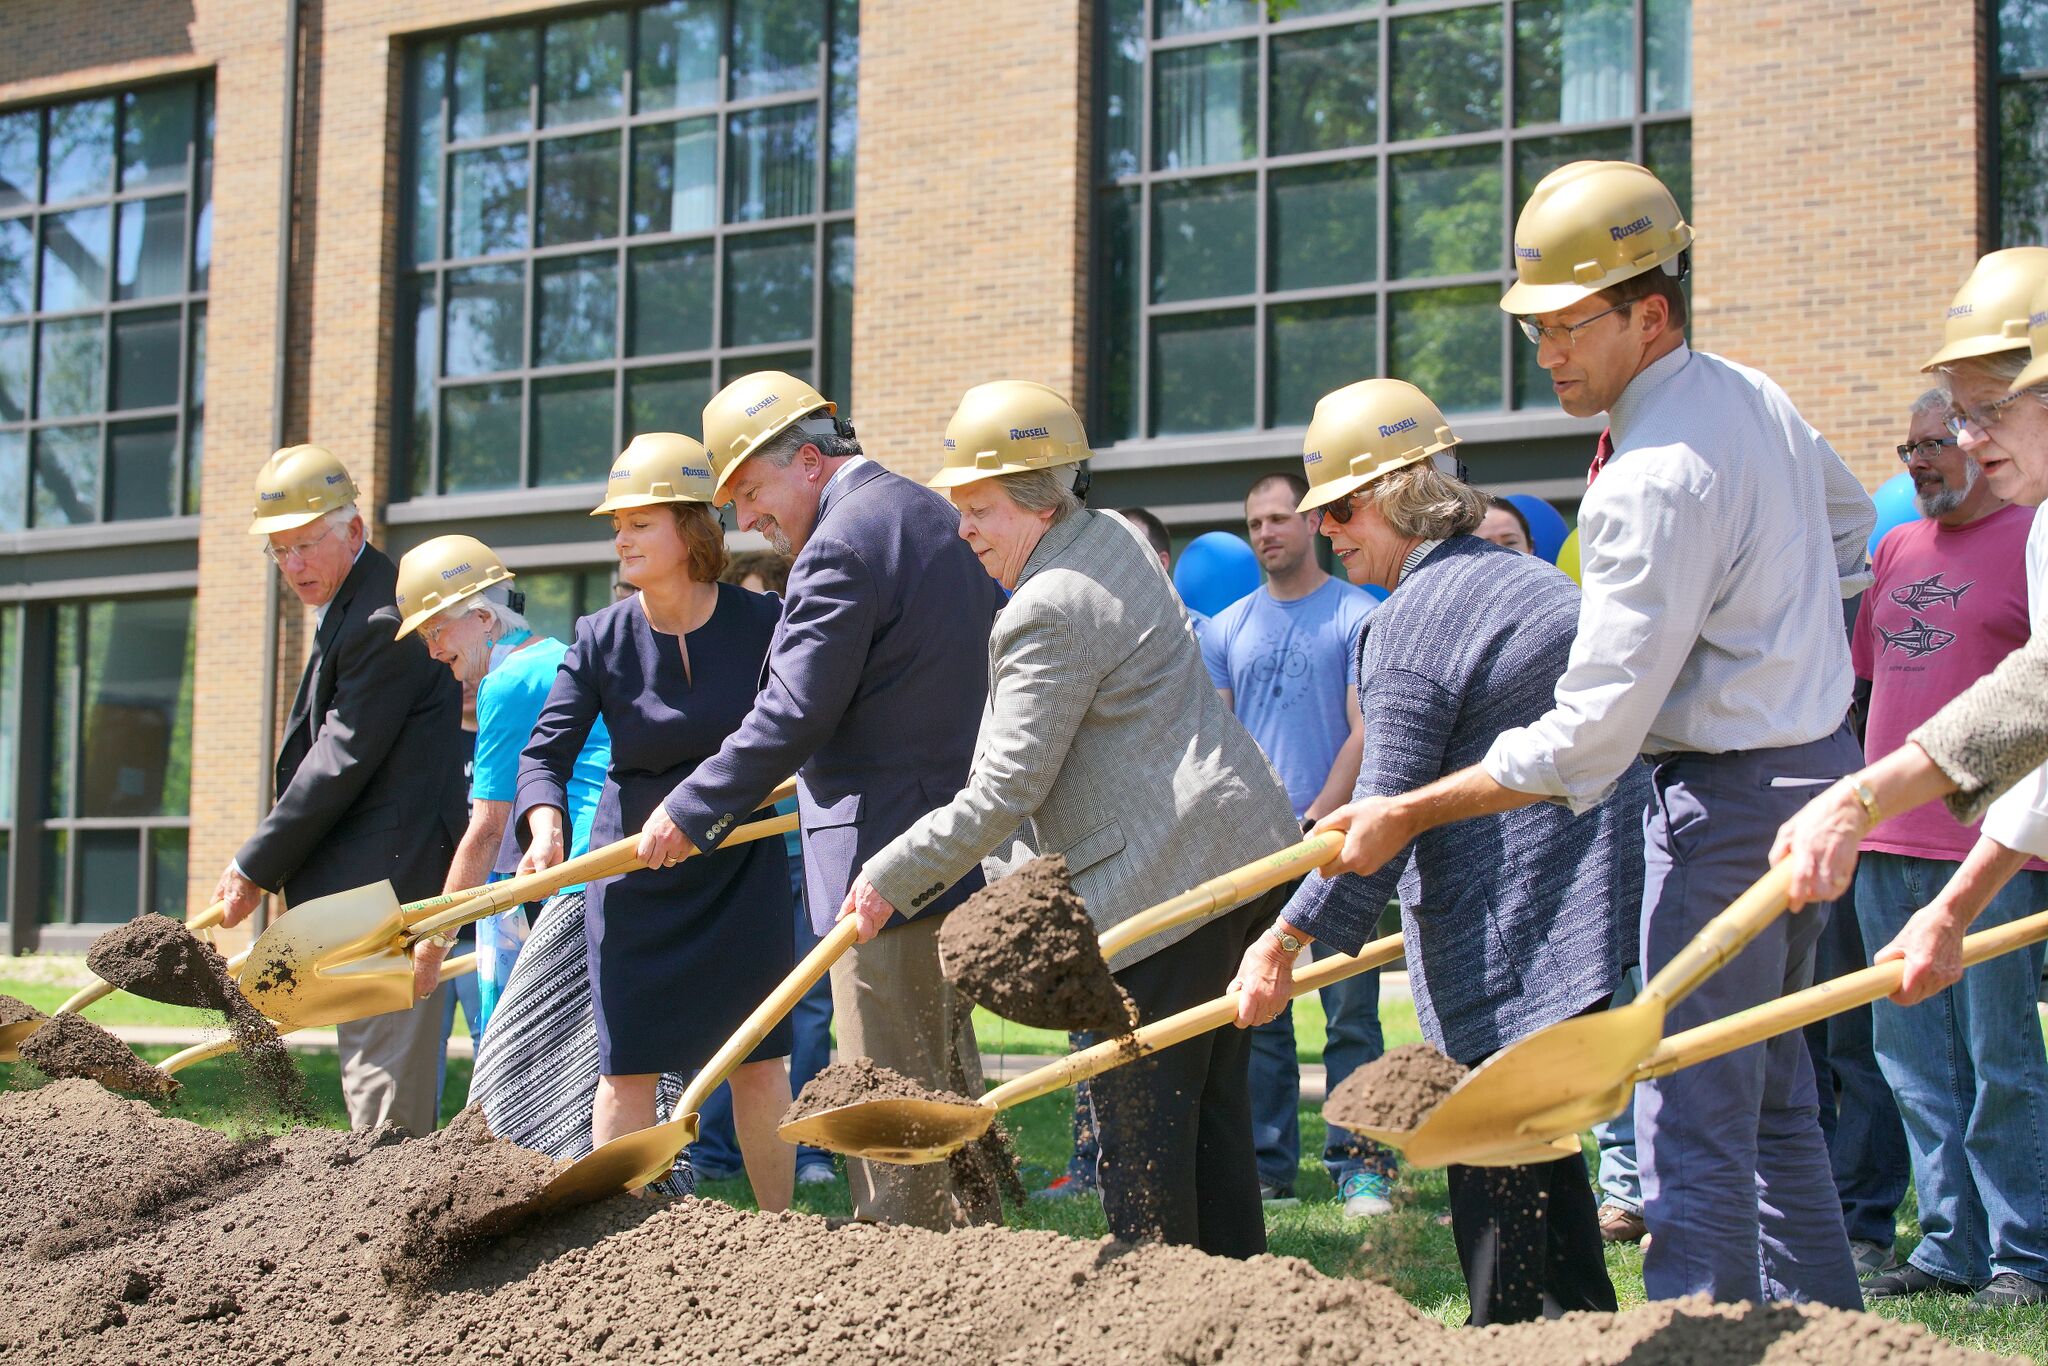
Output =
[
  {"x1": 1856, "y1": 852, "x2": 2048, "y2": 1286},
  {"x1": 1250, "y1": 952, "x2": 1389, "y2": 1190},
  {"x1": 437, "y1": 964, "x2": 483, "y2": 1116},
  {"x1": 1591, "y1": 965, "x2": 1642, "y2": 1213}
]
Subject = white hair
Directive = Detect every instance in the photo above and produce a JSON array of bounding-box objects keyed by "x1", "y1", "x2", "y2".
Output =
[
  {"x1": 322, "y1": 500, "x2": 362, "y2": 531},
  {"x1": 463, "y1": 583, "x2": 529, "y2": 638}
]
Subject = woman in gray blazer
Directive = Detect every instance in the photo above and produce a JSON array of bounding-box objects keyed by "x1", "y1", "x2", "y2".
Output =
[{"x1": 840, "y1": 381, "x2": 1301, "y2": 1257}]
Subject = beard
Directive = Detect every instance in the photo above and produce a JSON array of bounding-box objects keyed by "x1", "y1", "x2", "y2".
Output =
[
  {"x1": 760, "y1": 520, "x2": 793, "y2": 555},
  {"x1": 1913, "y1": 456, "x2": 1981, "y2": 517}
]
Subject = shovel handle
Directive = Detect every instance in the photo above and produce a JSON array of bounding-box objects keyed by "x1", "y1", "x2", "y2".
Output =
[
  {"x1": 982, "y1": 929, "x2": 1403, "y2": 1114},
  {"x1": 676, "y1": 917, "x2": 861, "y2": 1119},
  {"x1": 1096, "y1": 832, "x2": 1343, "y2": 962},
  {"x1": 1638, "y1": 863, "x2": 1793, "y2": 1016},
  {"x1": 1635, "y1": 905, "x2": 2048, "y2": 1082}
]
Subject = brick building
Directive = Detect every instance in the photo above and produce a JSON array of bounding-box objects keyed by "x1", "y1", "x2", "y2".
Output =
[{"x1": 0, "y1": 0, "x2": 2037, "y2": 949}]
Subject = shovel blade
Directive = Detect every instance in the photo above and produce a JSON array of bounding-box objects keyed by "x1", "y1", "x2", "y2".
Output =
[
  {"x1": 777, "y1": 1096, "x2": 993, "y2": 1165},
  {"x1": 239, "y1": 881, "x2": 415, "y2": 1030},
  {"x1": 540, "y1": 1113, "x2": 701, "y2": 1209},
  {"x1": 0, "y1": 1012, "x2": 46, "y2": 1063}
]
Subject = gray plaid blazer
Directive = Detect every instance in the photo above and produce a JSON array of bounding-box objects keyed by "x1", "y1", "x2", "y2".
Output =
[{"x1": 864, "y1": 507, "x2": 1299, "y2": 970}]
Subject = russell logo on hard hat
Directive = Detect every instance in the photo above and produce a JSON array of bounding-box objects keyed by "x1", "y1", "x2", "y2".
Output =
[
  {"x1": 1009, "y1": 426, "x2": 1051, "y2": 441},
  {"x1": 1378, "y1": 417, "x2": 1419, "y2": 438},
  {"x1": 1609, "y1": 215, "x2": 1655, "y2": 243},
  {"x1": 745, "y1": 394, "x2": 780, "y2": 418},
  {"x1": 441, "y1": 563, "x2": 473, "y2": 581},
  {"x1": 1514, "y1": 244, "x2": 1542, "y2": 261}
]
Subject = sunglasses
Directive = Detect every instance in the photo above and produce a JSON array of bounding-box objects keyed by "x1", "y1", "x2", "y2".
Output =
[{"x1": 1322, "y1": 493, "x2": 1360, "y2": 525}]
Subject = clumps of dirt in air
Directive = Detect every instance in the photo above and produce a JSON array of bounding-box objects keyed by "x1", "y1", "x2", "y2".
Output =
[
  {"x1": 1326, "y1": 1042, "x2": 1469, "y2": 1133},
  {"x1": 18, "y1": 1014, "x2": 178, "y2": 1100},
  {"x1": 938, "y1": 853, "x2": 1138, "y2": 1033}
]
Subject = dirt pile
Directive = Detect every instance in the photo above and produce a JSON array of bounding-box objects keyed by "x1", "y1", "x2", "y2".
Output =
[
  {"x1": 786, "y1": 1058, "x2": 1023, "y2": 1221},
  {"x1": 0, "y1": 992, "x2": 45, "y2": 1029},
  {"x1": 1326, "y1": 1043, "x2": 1469, "y2": 1132},
  {"x1": 0, "y1": 1081, "x2": 2018, "y2": 1365},
  {"x1": 938, "y1": 854, "x2": 1137, "y2": 1032},
  {"x1": 18, "y1": 1014, "x2": 178, "y2": 1099},
  {"x1": 784, "y1": 1056, "x2": 981, "y2": 1122}
]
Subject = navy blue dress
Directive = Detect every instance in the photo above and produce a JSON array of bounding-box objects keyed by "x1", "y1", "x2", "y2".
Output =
[{"x1": 516, "y1": 584, "x2": 795, "y2": 1076}]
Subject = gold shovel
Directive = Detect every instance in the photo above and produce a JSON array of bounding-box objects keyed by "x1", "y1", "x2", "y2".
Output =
[{"x1": 781, "y1": 927, "x2": 1414, "y2": 1165}]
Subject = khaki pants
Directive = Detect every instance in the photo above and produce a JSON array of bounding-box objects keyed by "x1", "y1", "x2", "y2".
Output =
[
  {"x1": 829, "y1": 914, "x2": 992, "y2": 1230},
  {"x1": 337, "y1": 983, "x2": 449, "y2": 1136}
]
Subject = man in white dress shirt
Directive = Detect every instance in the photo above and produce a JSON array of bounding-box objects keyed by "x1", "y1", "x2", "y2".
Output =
[{"x1": 1305, "y1": 161, "x2": 1875, "y2": 1309}]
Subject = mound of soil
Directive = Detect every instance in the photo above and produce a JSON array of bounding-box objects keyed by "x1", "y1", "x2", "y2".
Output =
[
  {"x1": 0, "y1": 1081, "x2": 2017, "y2": 1365},
  {"x1": 0, "y1": 992, "x2": 45, "y2": 1029},
  {"x1": 783, "y1": 1057, "x2": 980, "y2": 1124},
  {"x1": 938, "y1": 854, "x2": 1137, "y2": 1033},
  {"x1": 1326, "y1": 1043, "x2": 1469, "y2": 1133},
  {"x1": 19, "y1": 1015, "x2": 177, "y2": 1099}
]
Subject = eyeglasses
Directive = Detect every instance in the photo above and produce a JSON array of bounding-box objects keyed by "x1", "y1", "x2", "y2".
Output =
[
  {"x1": 261, "y1": 521, "x2": 338, "y2": 567},
  {"x1": 1516, "y1": 301, "x2": 1632, "y2": 348},
  {"x1": 1944, "y1": 390, "x2": 2027, "y2": 439},
  {"x1": 1895, "y1": 436, "x2": 1958, "y2": 463}
]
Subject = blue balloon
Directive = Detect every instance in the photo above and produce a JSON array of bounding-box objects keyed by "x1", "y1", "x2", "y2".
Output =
[
  {"x1": 1173, "y1": 531, "x2": 1262, "y2": 617},
  {"x1": 1505, "y1": 493, "x2": 1572, "y2": 564},
  {"x1": 1867, "y1": 471, "x2": 1921, "y2": 556},
  {"x1": 1357, "y1": 583, "x2": 1389, "y2": 604}
]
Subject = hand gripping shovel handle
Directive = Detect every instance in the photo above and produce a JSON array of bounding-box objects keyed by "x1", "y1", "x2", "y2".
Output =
[
  {"x1": 1636, "y1": 863, "x2": 1794, "y2": 1017},
  {"x1": 54, "y1": 899, "x2": 235, "y2": 1017},
  {"x1": 1634, "y1": 905, "x2": 2048, "y2": 1083},
  {"x1": 1096, "y1": 831, "x2": 1344, "y2": 962},
  {"x1": 981, "y1": 929, "x2": 1403, "y2": 1114}
]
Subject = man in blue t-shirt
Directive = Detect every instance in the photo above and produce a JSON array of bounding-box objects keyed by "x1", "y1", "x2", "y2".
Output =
[{"x1": 1201, "y1": 471, "x2": 1392, "y2": 1217}]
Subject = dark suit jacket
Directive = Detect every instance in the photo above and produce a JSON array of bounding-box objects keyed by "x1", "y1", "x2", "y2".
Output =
[
  {"x1": 665, "y1": 459, "x2": 1003, "y2": 934},
  {"x1": 236, "y1": 544, "x2": 468, "y2": 907}
]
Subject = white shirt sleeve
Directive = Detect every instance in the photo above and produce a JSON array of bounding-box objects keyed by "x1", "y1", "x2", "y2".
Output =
[{"x1": 1815, "y1": 427, "x2": 1877, "y2": 598}]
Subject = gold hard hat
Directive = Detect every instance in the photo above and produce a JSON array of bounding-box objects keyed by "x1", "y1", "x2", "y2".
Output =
[
  {"x1": 2010, "y1": 274, "x2": 2048, "y2": 394},
  {"x1": 1499, "y1": 161, "x2": 1694, "y2": 317},
  {"x1": 929, "y1": 380, "x2": 1093, "y2": 491},
  {"x1": 590, "y1": 432, "x2": 719, "y2": 515},
  {"x1": 1297, "y1": 379, "x2": 1460, "y2": 514},
  {"x1": 1924, "y1": 247, "x2": 2048, "y2": 372},
  {"x1": 701, "y1": 370, "x2": 836, "y2": 499},
  {"x1": 248, "y1": 444, "x2": 361, "y2": 535},
  {"x1": 393, "y1": 534, "x2": 514, "y2": 640}
]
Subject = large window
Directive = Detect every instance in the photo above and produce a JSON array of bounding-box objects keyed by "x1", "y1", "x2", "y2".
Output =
[
  {"x1": 400, "y1": 1, "x2": 858, "y2": 500},
  {"x1": 1997, "y1": 0, "x2": 2048, "y2": 245},
  {"x1": 0, "y1": 80, "x2": 211, "y2": 529},
  {"x1": 1091, "y1": 0, "x2": 1690, "y2": 442},
  {"x1": 518, "y1": 565, "x2": 621, "y2": 644}
]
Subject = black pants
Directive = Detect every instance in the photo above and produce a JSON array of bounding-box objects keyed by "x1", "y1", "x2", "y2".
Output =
[
  {"x1": 1445, "y1": 998, "x2": 1618, "y2": 1326},
  {"x1": 1091, "y1": 886, "x2": 1284, "y2": 1259}
]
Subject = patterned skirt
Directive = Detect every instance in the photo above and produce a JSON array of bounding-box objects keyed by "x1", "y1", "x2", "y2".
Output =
[{"x1": 469, "y1": 890, "x2": 693, "y2": 1195}]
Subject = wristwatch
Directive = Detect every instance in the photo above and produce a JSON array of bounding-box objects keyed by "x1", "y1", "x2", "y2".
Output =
[
  {"x1": 1267, "y1": 925, "x2": 1306, "y2": 956},
  {"x1": 1844, "y1": 775, "x2": 1883, "y2": 828}
]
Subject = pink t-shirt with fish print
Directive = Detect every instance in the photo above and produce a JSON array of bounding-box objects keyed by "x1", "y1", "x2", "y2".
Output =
[{"x1": 1852, "y1": 500, "x2": 2048, "y2": 867}]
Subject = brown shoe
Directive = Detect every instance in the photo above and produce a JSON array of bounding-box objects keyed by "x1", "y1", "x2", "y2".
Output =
[{"x1": 1598, "y1": 1202, "x2": 1647, "y2": 1244}]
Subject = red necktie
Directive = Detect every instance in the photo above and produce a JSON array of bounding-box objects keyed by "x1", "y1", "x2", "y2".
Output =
[{"x1": 1587, "y1": 427, "x2": 1614, "y2": 486}]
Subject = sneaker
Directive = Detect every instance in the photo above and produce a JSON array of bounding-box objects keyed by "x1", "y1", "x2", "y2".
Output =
[
  {"x1": 1340, "y1": 1170, "x2": 1394, "y2": 1220},
  {"x1": 1259, "y1": 1182, "x2": 1299, "y2": 1207},
  {"x1": 1972, "y1": 1271, "x2": 2048, "y2": 1308},
  {"x1": 795, "y1": 1160, "x2": 837, "y2": 1186},
  {"x1": 1862, "y1": 1262, "x2": 1975, "y2": 1301},
  {"x1": 1849, "y1": 1239, "x2": 1898, "y2": 1280},
  {"x1": 1028, "y1": 1174, "x2": 1095, "y2": 1203},
  {"x1": 1598, "y1": 1202, "x2": 1647, "y2": 1245}
]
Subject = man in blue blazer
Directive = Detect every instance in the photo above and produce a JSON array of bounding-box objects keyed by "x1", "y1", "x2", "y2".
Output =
[{"x1": 638, "y1": 372, "x2": 1003, "y2": 1230}]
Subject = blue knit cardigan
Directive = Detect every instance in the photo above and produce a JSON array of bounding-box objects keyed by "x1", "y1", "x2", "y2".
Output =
[{"x1": 1282, "y1": 536, "x2": 1648, "y2": 1064}]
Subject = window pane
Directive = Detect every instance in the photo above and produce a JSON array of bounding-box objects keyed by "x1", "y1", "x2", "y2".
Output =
[
  {"x1": 1099, "y1": 0, "x2": 1145, "y2": 180},
  {"x1": 1644, "y1": 0, "x2": 1692, "y2": 112},
  {"x1": 402, "y1": 277, "x2": 436, "y2": 498},
  {"x1": 1516, "y1": 315, "x2": 1555, "y2": 409},
  {"x1": 727, "y1": 104, "x2": 819, "y2": 224},
  {"x1": 449, "y1": 146, "x2": 530, "y2": 258},
  {"x1": 0, "y1": 609, "x2": 14, "y2": 823},
  {"x1": 188, "y1": 302, "x2": 206, "y2": 409},
  {"x1": 31, "y1": 423, "x2": 98, "y2": 526},
  {"x1": 38, "y1": 316, "x2": 103, "y2": 418},
  {"x1": 1269, "y1": 25, "x2": 1377, "y2": 155},
  {"x1": 636, "y1": 0, "x2": 722, "y2": 112},
  {"x1": 1095, "y1": 188, "x2": 1141, "y2": 443},
  {"x1": 731, "y1": 0, "x2": 824, "y2": 100},
  {"x1": 192, "y1": 87, "x2": 213, "y2": 291},
  {"x1": 1151, "y1": 174, "x2": 1255, "y2": 304},
  {"x1": 627, "y1": 361, "x2": 712, "y2": 439},
  {"x1": 1269, "y1": 296, "x2": 1377, "y2": 429},
  {"x1": 1390, "y1": 285, "x2": 1501, "y2": 411},
  {"x1": 827, "y1": 0, "x2": 860, "y2": 211},
  {"x1": 0, "y1": 219, "x2": 28, "y2": 317},
  {"x1": 107, "y1": 416, "x2": 177, "y2": 520},
  {"x1": 112, "y1": 308, "x2": 180, "y2": 410},
  {"x1": 407, "y1": 41, "x2": 447, "y2": 266},
  {"x1": 1154, "y1": 41, "x2": 1256, "y2": 171},
  {"x1": 120, "y1": 83, "x2": 194, "y2": 191},
  {"x1": 532, "y1": 371, "x2": 615, "y2": 484},
  {"x1": 543, "y1": 11, "x2": 626, "y2": 127},
  {"x1": 47, "y1": 608, "x2": 77, "y2": 818},
  {"x1": 79, "y1": 596, "x2": 193, "y2": 818},
  {"x1": 631, "y1": 117, "x2": 717, "y2": 236},
  {"x1": 186, "y1": 305, "x2": 204, "y2": 515},
  {"x1": 45, "y1": 98, "x2": 114, "y2": 202},
  {"x1": 1516, "y1": 0, "x2": 1634, "y2": 127},
  {"x1": 537, "y1": 252, "x2": 619, "y2": 366},
  {"x1": 453, "y1": 27, "x2": 535, "y2": 141},
  {"x1": 1644, "y1": 121, "x2": 1692, "y2": 218},
  {"x1": 77, "y1": 830, "x2": 139, "y2": 922},
  {"x1": 0, "y1": 323, "x2": 26, "y2": 422},
  {"x1": 1391, "y1": 145, "x2": 1502, "y2": 279},
  {"x1": 151, "y1": 828, "x2": 188, "y2": 919},
  {"x1": 40, "y1": 831, "x2": 68, "y2": 923},
  {"x1": 1515, "y1": 128, "x2": 1632, "y2": 204},
  {"x1": 1270, "y1": 160, "x2": 1377, "y2": 292},
  {"x1": 725, "y1": 227, "x2": 815, "y2": 347},
  {"x1": 0, "y1": 430, "x2": 23, "y2": 531},
  {"x1": 116, "y1": 196, "x2": 187, "y2": 300},
  {"x1": 2005, "y1": 0, "x2": 2048, "y2": 72},
  {"x1": 0, "y1": 110, "x2": 36, "y2": 208},
  {"x1": 1156, "y1": 0, "x2": 1257, "y2": 37},
  {"x1": 442, "y1": 381, "x2": 522, "y2": 492},
  {"x1": 1390, "y1": 7, "x2": 1503, "y2": 141},
  {"x1": 2003, "y1": 83, "x2": 2048, "y2": 247},
  {"x1": 1151, "y1": 309, "x2": 1254, "y2": 436},
  {"x1": 538, "y1": 132, "x2": 620, "y2": 245},
  {"x1": 445, "y1": 263, "x2": 525, "y2": 376},
  {"x1": 41, "y1": 205, "x2": 111, "y2": 310},
  {"x1": 821, "y1": 222, "x2": 853, "y2": 411},
  {"x1": 629, "y1": 239, "x2": 714, "y2": 355}
]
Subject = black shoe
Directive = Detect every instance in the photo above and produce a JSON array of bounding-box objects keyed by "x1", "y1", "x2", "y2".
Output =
[
  {"x1": 1971, "y1": 1272, "x2": 2048, "y2": 1308},
  {"x1": 1862, "y1": 1262, "x2": 1975, "y2": 1301}
]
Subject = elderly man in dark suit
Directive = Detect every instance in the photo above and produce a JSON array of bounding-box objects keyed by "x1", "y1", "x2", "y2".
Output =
[
  {"x1": 215, "y1": 444, "x2": 468, "y2": 1135},
  {"x1": 636, "y1": 372, "x2": 1003, "y2": 1231}
]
